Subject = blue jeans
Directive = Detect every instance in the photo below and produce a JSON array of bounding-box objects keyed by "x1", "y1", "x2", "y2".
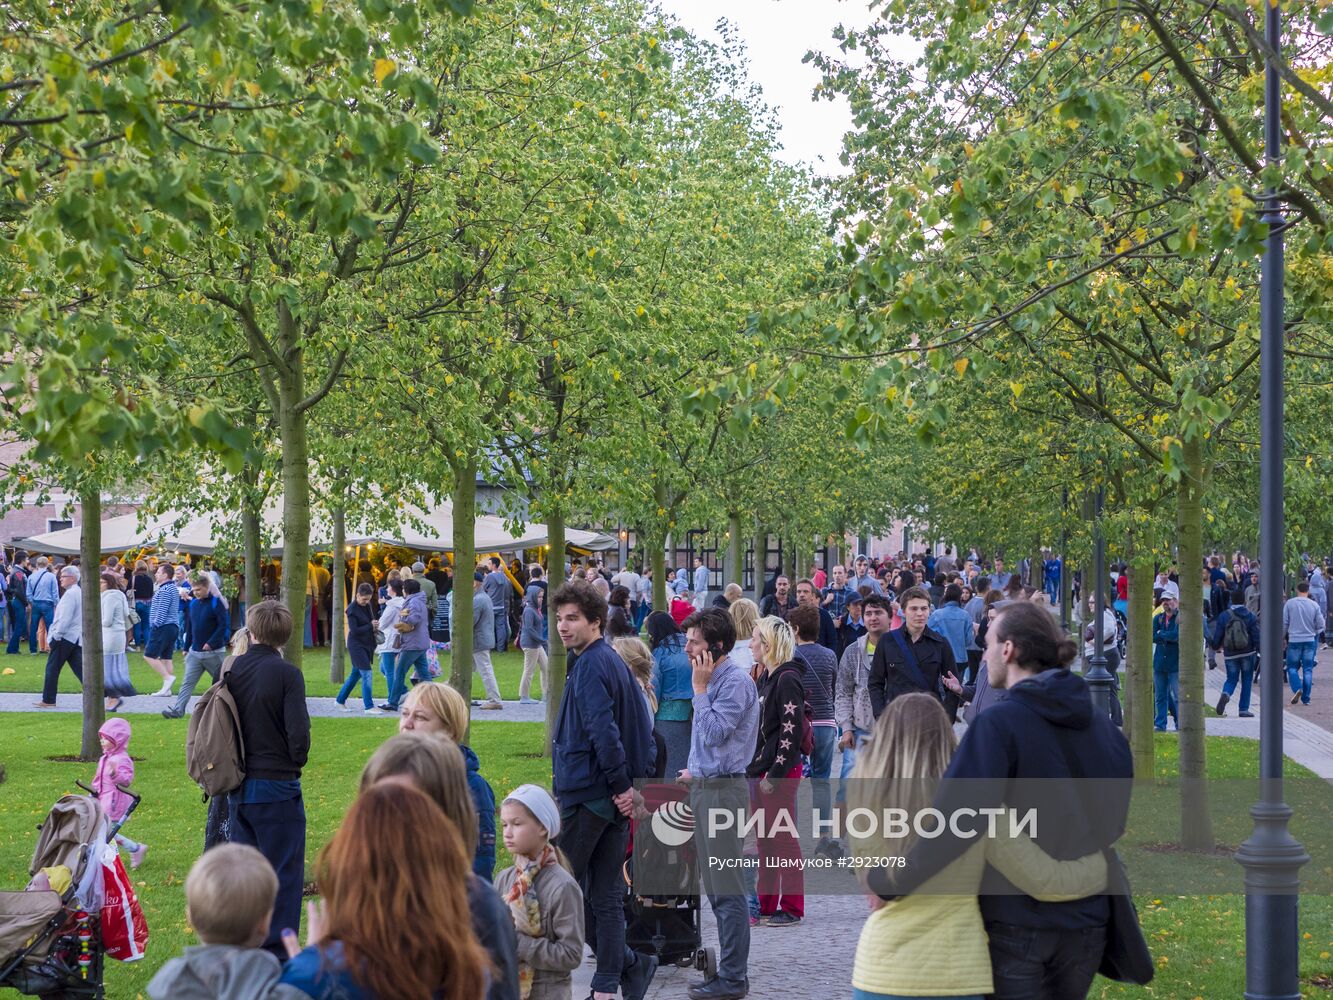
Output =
[
  {"x1": 6, "y1": 603, "x2": 28, "y2": 653},
  {"x1": 388, "y1": 648, "x2": 428, "y2": 709},
  {"x1": 337, "y1": 669, "x2": 374, "y2": 709},
  {"x1": 837, "y1": 728, "x2": 871, "y2": 807},
  {"x1": 227, "y1": 791, "x2": 306, "y2": 960},
  {"x1": 133, "y1": 601, "x2": 151, "y2": 647},
  {"x1": 1287, "y1": 640, "x2": 1316, "y2": 704},
  {"x1": 810, "y1": 725, "x2": 837, "y2": 839},
  {"x1": 1153, "y1": 668, "x2": 1179, "y2": 730},
  {"x1": 379, "y1": 650, "x2": 397, "y2": 684},
  {"x1": 1223, "y1": 654, "x2": 1256, "y2": 713},
  {"x1": 494, "y1": 613, "x2": 510, "y2": 653},
  {"x1": 28, "y1": 599, "x2": 54, "y2": 651}
]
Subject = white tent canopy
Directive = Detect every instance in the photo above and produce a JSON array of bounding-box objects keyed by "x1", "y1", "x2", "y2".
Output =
[{"x1": 15, "y1": 502, "x2": 614, "y2": 558}]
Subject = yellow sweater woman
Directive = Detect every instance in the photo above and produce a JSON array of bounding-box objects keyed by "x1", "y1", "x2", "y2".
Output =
[{"x1": 847, "y1": 694, "x2": 1107, "y2": 1000}]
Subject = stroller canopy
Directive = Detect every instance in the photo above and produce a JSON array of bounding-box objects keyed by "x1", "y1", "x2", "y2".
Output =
[{"x1": 30, "y1": 796, "x2": 106, "y2": 905}]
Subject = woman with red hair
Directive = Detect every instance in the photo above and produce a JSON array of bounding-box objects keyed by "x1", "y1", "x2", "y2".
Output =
[{"x1": 280, "y1": 781, "x2": 489, "y2": 999}]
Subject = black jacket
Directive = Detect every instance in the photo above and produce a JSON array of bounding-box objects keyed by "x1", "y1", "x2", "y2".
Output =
[
  {"x1": 345, "y1": 600, "x2": 376, "y2": 650},
  {"x1": 872, "y1": 668, "x2": 1133, "y2": 930},
  {"x1": 225, "y1": 644, "x2": 311, "y2": 781},
  {"x1": 747, "y1": 660, "x2": 805, "y2": 779},
  {"x1": 759, "y1": 593, "x2": 796, "y2": 618},
  {"x1": 868, "y1": 625, "x2": 958, "y2": 717}
]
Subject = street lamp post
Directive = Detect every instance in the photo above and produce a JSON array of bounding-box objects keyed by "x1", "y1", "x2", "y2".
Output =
[
  {"x1": 1085, "y1": 485, "x2": 1113, "y2": 717},
  {"x1": 1235, "y1": 3, "x2": 1308, "y2": 997}
]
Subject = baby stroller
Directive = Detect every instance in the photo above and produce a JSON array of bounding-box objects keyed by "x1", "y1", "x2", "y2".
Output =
[
  {"x1": 623, "y1": 782, "x2": 717, "y2": 981},
  {"x1": 0, "y1": 781, "x2": 140, "y2": 999}
]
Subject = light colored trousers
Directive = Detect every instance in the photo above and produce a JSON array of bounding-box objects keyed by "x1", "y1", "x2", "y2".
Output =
[
  {"x1": 473, "y1": 650, "x2": 503, "y2": 703},
  {"x1": 520, "y1": 646, "x2": 549, "y2": 700}
]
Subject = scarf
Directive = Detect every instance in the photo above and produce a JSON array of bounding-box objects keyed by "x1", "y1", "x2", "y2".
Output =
[{"x1": 503, "y1": 844, "x2": 559, "y2": 999}]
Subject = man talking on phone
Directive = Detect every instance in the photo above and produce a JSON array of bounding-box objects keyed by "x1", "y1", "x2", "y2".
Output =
[{"x1": 678, "y1": 607, "x2": 760, "y2": 1000}]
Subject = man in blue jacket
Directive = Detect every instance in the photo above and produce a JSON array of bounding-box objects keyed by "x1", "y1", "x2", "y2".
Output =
[
  {"x1": 871, "y1": 601, "x2": 1133, "y2": 1000},
  {"x1": 1210, "y1": 589, "x2": 1260, "y2": 717},
  {"x1": 550, "y1": 579, "x2": 657, "y2": 1000},
  {"x1": 162, "y1": 573, "x2": 231, "y2": 719},
  {"x1": 1152, "y1": 586, "x2": 1181, "y2": 732}
]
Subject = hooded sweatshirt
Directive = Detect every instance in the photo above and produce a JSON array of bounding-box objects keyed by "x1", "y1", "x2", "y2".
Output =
[
  {"x1": 396, "y1": 591, "x2": 431, "y2": 652},
  {"x1": 871, "y1": 667, "x2": 1133, "y2": 931},
  {"x1": 148, "y1": 944, "x2": 308, "y2": 1000},
  {"x1": 462, "y1": 744, "x2": 497, "y2": 880},
  {"x1": 93, "y1": 718, "x2": 135, "y2": 822}
]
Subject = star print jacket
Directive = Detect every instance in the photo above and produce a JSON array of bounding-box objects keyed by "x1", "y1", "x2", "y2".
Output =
[{"x1": 747, "y1": 660, "x2": 806, "y2": 780}]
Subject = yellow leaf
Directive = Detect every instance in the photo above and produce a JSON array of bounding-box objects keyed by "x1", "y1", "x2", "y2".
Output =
[
  {"x1": 373, "y1": 58, "x2": 396, "y2": 85},
  {"x1": 1009, "y1": 381, "x2": 1025, "y2": 398},
  {"x1": 979, "y1": 219, "x2": 994, "y2": 234},
  {"x1": 1139, "y1": 70, "x2": 1152, "y2": 84},
  {"x1": 244, "y1": 80, "x2": 262, "y2": 99},
  {"x1": 953, "y1": 358, "x2": 969, "y2": 377}
]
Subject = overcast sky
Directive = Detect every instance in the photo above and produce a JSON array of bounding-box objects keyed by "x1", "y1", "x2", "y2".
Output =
[{"x1": 656, "y1": 0, "x2": 917, "y2": 173}]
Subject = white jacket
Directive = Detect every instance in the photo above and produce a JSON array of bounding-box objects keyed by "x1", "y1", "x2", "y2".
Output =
[
  {"x1": 101, "y1": 589, "x2": 129, "y2": 655},
  {"x1": 375, "y1": 596, "x2": 405, "y2": 654}
]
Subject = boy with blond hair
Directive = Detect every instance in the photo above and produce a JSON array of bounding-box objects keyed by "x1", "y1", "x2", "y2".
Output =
[{"x1": 147, "y1": 844, "x2": 307, "y2": 999}]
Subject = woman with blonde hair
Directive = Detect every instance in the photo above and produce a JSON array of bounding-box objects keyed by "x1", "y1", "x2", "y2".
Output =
[
  {"x1": 398, "y1": 682, "x2": 497, "y2": 879},
  {"x1": 359, "y1": 733, "x2": 518, "y2": 1000},
  {"x1": 847, "y1": 693, "x2": 1107, "y2": 1000},
  {"x1": 611, "y1": 636, "x2": 658, "y2": 714},
  {"x1": 280, "y1": 781, "x2": 489, "y2": 999},
  {"x1": 745, "y1": 614, "x2": 806, "y2": 926},
  {"x1": 727, "y1": 598, "x2": 759, "y2": 674}
]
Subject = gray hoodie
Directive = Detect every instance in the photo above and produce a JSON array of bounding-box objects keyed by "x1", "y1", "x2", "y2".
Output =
[{"x1": 147, "y1": 944, "x2": 309, "y2": 1000}]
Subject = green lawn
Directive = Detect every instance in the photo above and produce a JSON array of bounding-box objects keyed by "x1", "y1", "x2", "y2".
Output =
[
  {"x1": 4, "y1": 721, "x2": 1332, "y2": 998},
  {"x1": 0, "y1": 646, "x2": 537, "y2": 703},
  {"x1": 0, "y1": 715, "x2": 550, "y2": 999}
]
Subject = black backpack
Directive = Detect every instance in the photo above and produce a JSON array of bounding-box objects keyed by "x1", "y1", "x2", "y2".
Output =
[{"x1": 1222, "y1": 612, "x2": 1251, "y2": 655}]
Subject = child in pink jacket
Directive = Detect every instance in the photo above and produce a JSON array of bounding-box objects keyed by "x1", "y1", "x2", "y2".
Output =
[{"x1": 94, "y1": 718, "x2": 147, "y2": 869}]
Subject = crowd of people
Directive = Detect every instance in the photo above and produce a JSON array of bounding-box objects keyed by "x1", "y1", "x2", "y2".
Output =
[{"x1": 10, "y1": 539, "x2": 1333, "y2": 999}]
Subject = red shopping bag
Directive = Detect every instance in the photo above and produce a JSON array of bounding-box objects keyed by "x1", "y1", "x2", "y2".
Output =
[{"x1": 100, "y1": 847, "x2": 148, "y2": 961}]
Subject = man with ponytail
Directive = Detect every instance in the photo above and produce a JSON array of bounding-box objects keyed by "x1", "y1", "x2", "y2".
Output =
[{"x1": 870, "y1": 600, "x2": 1132, "y2": 1000}]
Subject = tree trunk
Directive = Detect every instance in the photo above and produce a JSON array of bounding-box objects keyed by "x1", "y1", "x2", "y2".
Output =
[
  {"x1": 1126, "y1": 557, "x2": 1156, "y2": 783},
  {"x1": 242, "y1": 498, "x2": 262, "y2": 611},
  {"x1": 727, "y1": 512, "x2": 743, "y2": 590},
  {"x1": 652, "y1": 483, "x2": 670, "y2": 610},
  {"x1": 1176, "y1": 433, "x2": 1213, "y2": 849},
  {"x1": 329, "y1": 505, "x2": 346, "y2": 684},
  {"x1": 751, "y1": 521, "x2": 766, "y2": 602},
  {"x1": 544, "y1": 506, "x2": 567, "y2": 756},
  {"x1": 449, "y1": 464, "x2": 477, "y2": 710},
  {"x1": 647, "y1": 529, "x2": 667, "y2": 615},
  {"x1": 79, "y1": 488, "x2": 104, "y2": 761},
  {"x1": 241, "y1": 466, "x2": 262, "y2": 611},
  {"x1": 277, "y1": 359, "x2": 311, "y2": 667}
]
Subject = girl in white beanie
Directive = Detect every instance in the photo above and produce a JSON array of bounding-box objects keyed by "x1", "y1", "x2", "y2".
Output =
[{"x1": 494, "y1": 785, "x2": 585, "y2": 1000}]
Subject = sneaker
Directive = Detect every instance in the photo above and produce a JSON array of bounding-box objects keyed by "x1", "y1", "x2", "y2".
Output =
[
  {"x1": 364, "y1": 706, "x2": 386, "y2": 715},
  {"x1": 766, "y1": 911, "x2": 801, "y2": 927},
  {"x1": 161, "y1": 709, "x2": 183, "y2": 719},
  {"x1": 338, "y1": 701, "x2": 357, "y2": 712},
  {"x1": 480, "y1": 700, "x2": 503, "y2": 711},
  {"x1": 471, "y1": 699, "x2": 482, "y2": 707},
  {"x1": 129, "y1": 845, "x2": 148, "y2": 870},
  {"x1": 620, "y1": 951, "x2": 658, "y2": 1000},
  {"x1": 519, "y1": 697, "x2": 541, "y2": 705},
  {"x1": 1240, "y1": 711, "x2": 1255, "y2": 718},
  {"x1": 378, "y1": 704, "x2": 396, "y2": 713},
  {"x1": 1215, "y1": 692, "x2": 1230, "y2": 716},
  {"x1": 32, "y1": 702, "x2": 57, "y2": 709},
  {"x1": 1291, "y1": 693, "x2": 1302, "y2": 705},
  {"x1": 153, "y1": 679, "x2": 175, "y2": 697}
]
